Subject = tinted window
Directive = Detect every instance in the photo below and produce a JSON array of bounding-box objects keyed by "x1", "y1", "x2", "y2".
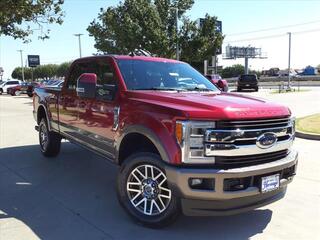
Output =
[
  {"x1": 117, "y1": 60, "x2": 218, "y2": 92},
  {"x1": 67, "y1": 63, "x2": 87, "y2": 90},
  {"x1": 67, "y1": 59, "x2": 117, "y2": 100},
  {"x1": 7, "y1": 81, "x2": 19, "y2": 85}
]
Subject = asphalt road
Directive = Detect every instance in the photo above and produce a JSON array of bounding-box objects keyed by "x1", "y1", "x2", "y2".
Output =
[{"x1": 0, "y1": 91, "x2": 319, "y2": 240}]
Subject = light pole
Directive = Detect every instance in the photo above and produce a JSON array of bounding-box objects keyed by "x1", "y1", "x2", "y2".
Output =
[
  {"x1": 17, "y1": 50, "x2": 25, "y2": 82},
  {"x1": 287, "y1": 32, "x2": 292, "y2": 89},
  {"x1": 175, "y1": 8, "x2": 179, "y2": 60},
  {"x1": 74, "y1": 33, "x2": 83, "y2": 58}
]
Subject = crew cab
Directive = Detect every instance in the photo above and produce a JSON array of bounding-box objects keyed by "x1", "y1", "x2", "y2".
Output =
[{"x1": 33, "y1": 56, "x2": 298, "y2": 228}]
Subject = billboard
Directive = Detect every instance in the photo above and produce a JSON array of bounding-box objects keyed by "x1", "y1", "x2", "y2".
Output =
[
  {"x1": 225, "y1": 46, "x2": 263, "y2": 59},
  {"x1": 28, "y1": 55, "x2": 40, "y2": 67}
]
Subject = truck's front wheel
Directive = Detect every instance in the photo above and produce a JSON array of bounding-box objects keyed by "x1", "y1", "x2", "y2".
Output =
[
  {"x1": 117, "y1": 153, "x2": 180, "y2": 228},
  {"x1": 39, "y1": 118, "x2": 61, "y2": 157}
]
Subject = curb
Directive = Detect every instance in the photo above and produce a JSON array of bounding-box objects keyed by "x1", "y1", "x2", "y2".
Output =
[{"x1": 296, "y1": 131, "x2": 320, "y2": 141}]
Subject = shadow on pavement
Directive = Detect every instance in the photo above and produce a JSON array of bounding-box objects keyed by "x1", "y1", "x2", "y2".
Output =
[{"x1": 0, "y1": 143, "x2": 272, "y2": 240}]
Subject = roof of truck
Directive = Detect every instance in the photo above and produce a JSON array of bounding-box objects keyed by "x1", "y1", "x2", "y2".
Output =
[{"x1": 74, "y1": 55, "x2": 182, "y2": 63}]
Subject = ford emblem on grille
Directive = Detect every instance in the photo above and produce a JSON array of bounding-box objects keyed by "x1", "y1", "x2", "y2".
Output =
[{"x1": 256, "y1": 132, "x2": 278, "y2": 149}]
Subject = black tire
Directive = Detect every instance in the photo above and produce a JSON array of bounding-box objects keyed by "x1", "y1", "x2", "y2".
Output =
[
  {"x1": 255, "y1": 87, "x2": 259, "y2": 92},
  {"x1": 117, "y1": 152, "x2": 180, "y2": 228},
  {"x1": 237, "y1": 87, "x2": 241, "y2": 92},
  {"x1": 0, "y1": 89, "x2": 3, "y2": 95},
  {"x1": 27, "y1": 92, "x2": 33, "y2": 97},
  {"x1": 10, "y1": 91, "x2": 15, "y2": 96},
  {"x1": 39, "y1": 118, "x2": 61, "y2": 157}
]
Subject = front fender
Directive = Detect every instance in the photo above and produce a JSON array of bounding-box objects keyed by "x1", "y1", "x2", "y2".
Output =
[{"x1": 115, "y1": 113, "x2": 181, "y2": 165}]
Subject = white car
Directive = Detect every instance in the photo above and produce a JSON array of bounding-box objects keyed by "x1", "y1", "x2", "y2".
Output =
[{"x1": 0, "y1": 80, "x2": 22, "y2": 94}]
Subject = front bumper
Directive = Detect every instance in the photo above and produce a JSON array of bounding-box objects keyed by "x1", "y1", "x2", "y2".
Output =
[{"x1": 165, "y1": 150, "x2": 298, "y2": 216}]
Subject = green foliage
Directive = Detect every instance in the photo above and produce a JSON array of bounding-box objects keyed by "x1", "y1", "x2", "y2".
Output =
[
  {"x1": 179, "y1": 14, "x2": 223, "y2": 62},
  {"x1": 87, "y1": 0, "x2": 223, "y2": 62},
  {"x1": 0, "y1": 0, "x2": 64, "y2": 41},
  {"x1": 220, "y1": 65, "x2": 262, "y2": 78},
  {"x1": 56, "y1": 62, "x2": 71, "y2": 77},
  {"x1": 11, "y1": 62, "x2": 71, "y2": 81},
  {"x1": 221, "y1": 64, "x2": 245, "y2": 78}
]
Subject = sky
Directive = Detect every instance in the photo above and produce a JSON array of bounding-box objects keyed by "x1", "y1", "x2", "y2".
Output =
[{"x1": 1, "y1": 0, "x2": 320, "y2": 79}]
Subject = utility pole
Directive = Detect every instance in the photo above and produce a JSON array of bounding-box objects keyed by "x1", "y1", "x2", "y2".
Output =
[
  {"x1": 287, "y1": 32, "x2": 292, "y2": 89},
  {"x1": 74, "y1": 33, "x2": 83, "y2": 58},
  {"x1": 175, "y1": 8, "x2": 179, "y2": 60},
  {"x1": 17, "y1": 50, "x2": 25, "y2": 82}
]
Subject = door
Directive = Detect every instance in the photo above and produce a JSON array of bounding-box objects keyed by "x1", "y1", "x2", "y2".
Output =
[
  {"x1": 75, "y1": 58, "x2": 119, "y2": 160},
  {"x1": 58, "y1": 61, "x2": 86, "y2": 137}
]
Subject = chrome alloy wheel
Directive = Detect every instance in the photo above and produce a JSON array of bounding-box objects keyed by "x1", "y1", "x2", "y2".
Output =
[
  {"x1": 126, "y1": 164, "x2": 172, "y2": 216},
  {"x1": 39, "y1": 124, "x2": 49, "y2": 151}
]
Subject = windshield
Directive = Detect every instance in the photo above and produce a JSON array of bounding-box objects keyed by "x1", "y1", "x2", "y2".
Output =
[
  {"x1": 117, "y1": 59, "x2": 219, "y2": 92},
  {"x1": 240, "y1": 75, "x2": 257, "y2": 81}
]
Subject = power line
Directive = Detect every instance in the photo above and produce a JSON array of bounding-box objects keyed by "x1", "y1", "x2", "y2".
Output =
[
  {"x1": 227, "y1": 19, "x2": 320, "y2": 36},
  {"x1": 225, "y1": 28, "x2": 320, "y2": 44}
]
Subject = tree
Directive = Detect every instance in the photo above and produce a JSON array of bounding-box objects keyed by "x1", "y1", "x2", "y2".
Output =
[
  {"x1": 87, "y1": 0, "x2": 223, "y2": 62},
  {"x1": 0, "y1": 0, "x2": 64, "y2": 41},
  {"x1": 56, "y1": 62, "x2": 71, "y2": 77},
  {"x1": 11, "y1": 67, "x2": 32, "y2": 80},
  {"x1": 221, "y1": 64, "x2": 245, "y2": 78},
  {"x1": 179, "y1": 14, "x2": 223, "y2": 62},
  {"x1": 11, "y1": 62, "x2": 71, "y2": 80}
]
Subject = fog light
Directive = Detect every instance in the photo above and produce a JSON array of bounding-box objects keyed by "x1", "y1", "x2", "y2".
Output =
[{"x1": 190, "y1": 178, "x2": 203, "y2": 186}]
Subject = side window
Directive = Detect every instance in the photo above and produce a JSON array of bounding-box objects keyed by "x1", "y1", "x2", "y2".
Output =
[
  {"x1": 95, "y1": 60, "x2": 118, "y2": 101},
  {"x1": 96, "y1": 60, "x2": 117, "y2": 86},
  {"x1": 66, "y1": 62, "x2": 89, "y2": 90}
]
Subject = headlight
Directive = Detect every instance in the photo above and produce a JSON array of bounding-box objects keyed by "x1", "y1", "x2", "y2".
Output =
[{"x1": 176, "y1": 121, "x2": 215, "y2": 164}]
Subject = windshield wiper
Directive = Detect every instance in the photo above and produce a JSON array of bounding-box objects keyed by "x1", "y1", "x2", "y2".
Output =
[
  {"x1": 133, "y1": 87, "x2": 184, "y2": 92},
  {"x1": 185, "y1": 87, "x2": 214, "y2": 92}
]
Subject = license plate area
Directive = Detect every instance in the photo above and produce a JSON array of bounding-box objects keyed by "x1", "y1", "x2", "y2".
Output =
[{"x1": 261, "y1": 174, "x2": 280, "y2": 193}]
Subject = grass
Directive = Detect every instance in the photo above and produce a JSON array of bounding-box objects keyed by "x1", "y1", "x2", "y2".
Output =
[
  {"x1": 270, "y1": 88, "x2": 310, "y2": 94},
  {"x1": 296, "y1": 114, "x2": 320, "y2": 135}
]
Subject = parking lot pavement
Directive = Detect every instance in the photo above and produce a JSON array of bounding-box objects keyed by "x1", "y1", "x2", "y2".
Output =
[
  {"x1": 0, "y1": 93, "x2": 319, "y2": 240},
  {"x1": 230, "y1": 87, "x2": 320, "y2": 118}
]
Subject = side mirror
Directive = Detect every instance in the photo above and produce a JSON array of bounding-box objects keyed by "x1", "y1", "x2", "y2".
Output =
[
  {"x1": 77, "y1": 73, "x2": 97, "y2": 98},
  {"x1": 217, "y1": 80, "x2": 224, "y2": 89}
]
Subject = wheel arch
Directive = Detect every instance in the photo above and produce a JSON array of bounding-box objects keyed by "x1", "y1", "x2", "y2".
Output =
[
  {"x1": 37, "y1": 104, "x2": 51, "y2": 131},
  {"x1": 116, "y1": 125, "x2": 170, "y2": 165}
]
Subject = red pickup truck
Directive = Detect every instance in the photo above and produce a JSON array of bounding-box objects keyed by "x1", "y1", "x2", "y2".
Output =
[{"x1": 33, "y1": 55, "x2": 298, "y2": 228}]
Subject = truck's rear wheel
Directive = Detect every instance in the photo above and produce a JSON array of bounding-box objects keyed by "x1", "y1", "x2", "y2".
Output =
[
  {"x1": 117, "y1": 153, "x2": 179, "y2": 228},
  {"x1": 39, "y1": 118, "x2": 61, "y2": 157}
]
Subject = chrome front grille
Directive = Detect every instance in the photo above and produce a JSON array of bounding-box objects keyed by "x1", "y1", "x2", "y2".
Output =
[
  {"x1": 205, "y1": 117, "x2": 294, "y2": 162},
  {"x1": 216, "y1": 117, "x2": 291, "y2": 130}
]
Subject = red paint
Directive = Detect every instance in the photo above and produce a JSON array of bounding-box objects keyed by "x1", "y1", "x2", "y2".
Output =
[{"x1": 33, "y1": 55, "x2": 291, "y2": 165}]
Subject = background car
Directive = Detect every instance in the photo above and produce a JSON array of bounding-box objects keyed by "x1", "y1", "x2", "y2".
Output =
[
  {"x1": 205, "y1": 74, "x2": 228, "y2": 92},
  {"x1": 26, "y1": 82, "x2": 41, "y2": 97},
  {"x1": 237, "y1": 74, "x2": 259, "y2": 92},
  {"x1": 0, "y1": 80, "x2": 21, "y2": 94},
  {"x1": 7, "y1": 82, "x2": 33, "y2": 96}
]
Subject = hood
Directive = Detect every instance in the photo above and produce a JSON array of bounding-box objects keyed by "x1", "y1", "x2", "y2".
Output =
[{"x1": 126, "y1": 91, "x2": 291, "y2": 120}]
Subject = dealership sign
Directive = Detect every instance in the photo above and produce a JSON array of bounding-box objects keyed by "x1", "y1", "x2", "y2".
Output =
[{"x1": 28, "y1": 55, "x2": 40, "y2": 67}]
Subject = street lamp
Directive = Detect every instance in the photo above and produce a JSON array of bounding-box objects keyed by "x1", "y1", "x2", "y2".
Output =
[
  {"x1": 74, "y1": 33, "x2": 83, "y2": 58},
  {"x1": 17, "y1": 50, "x2": 25, "y2": 82},
  {"x1": 287, "y1": 32, "x2": 292, "y2": 89}
]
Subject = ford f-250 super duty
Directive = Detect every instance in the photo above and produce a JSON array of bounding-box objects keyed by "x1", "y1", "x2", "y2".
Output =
[{"x1": 33, "y1": 55, "x2": 298, "y2": 228}]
